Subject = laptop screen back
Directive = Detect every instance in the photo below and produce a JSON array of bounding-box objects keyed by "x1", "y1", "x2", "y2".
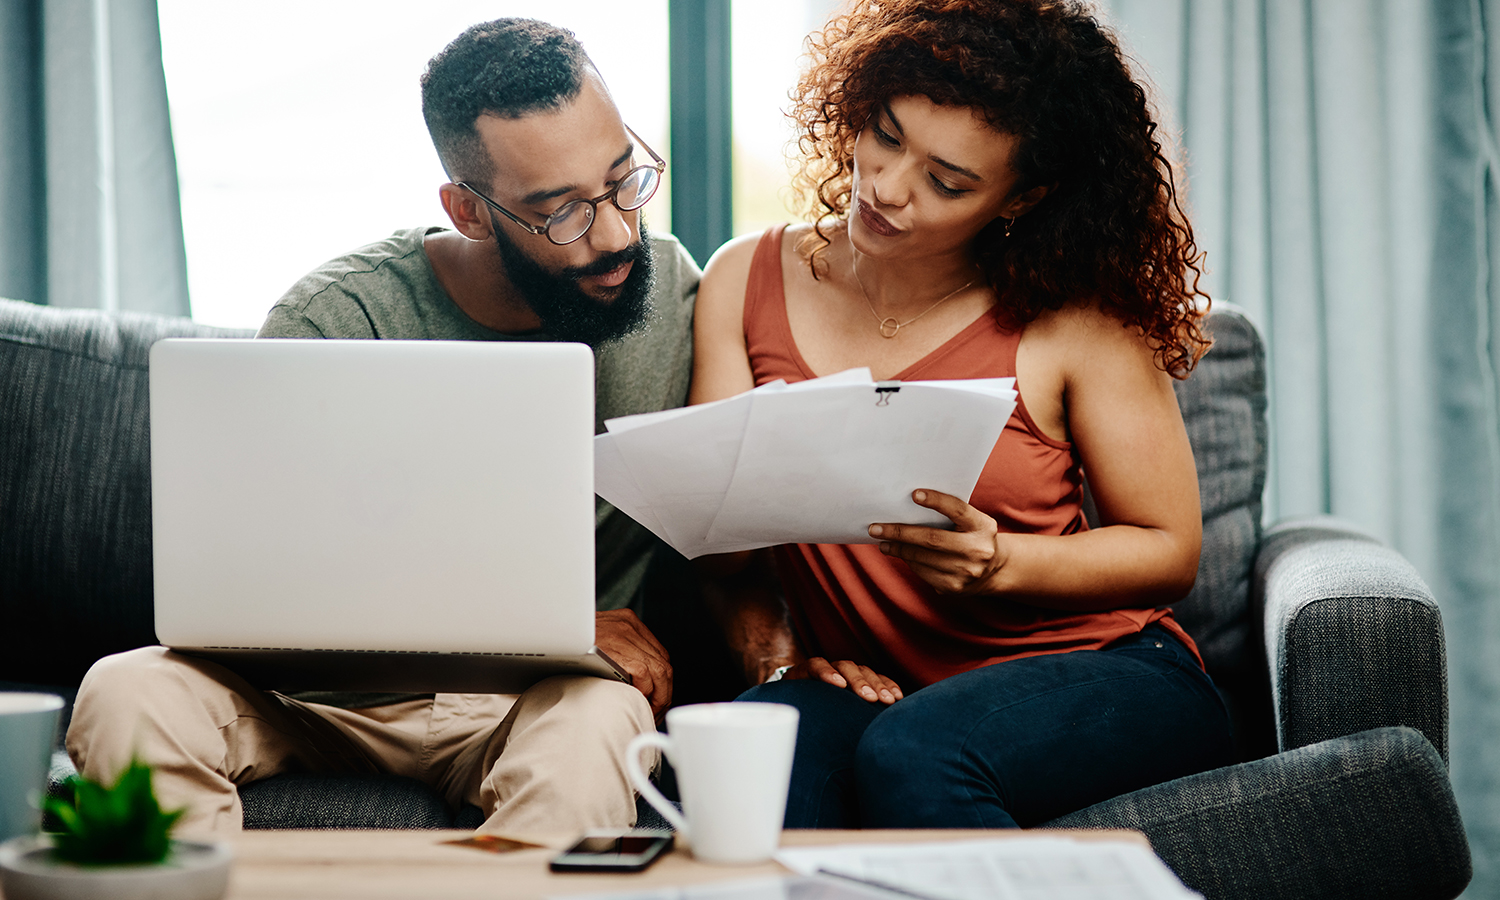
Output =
[{"x1": 149, "y1": 338, "x2": 595, "y2": 656}]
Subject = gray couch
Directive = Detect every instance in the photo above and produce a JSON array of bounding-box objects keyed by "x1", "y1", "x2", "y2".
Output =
[{"x1": 0, "y1": 295, "x2": 1471, "y2": 896}]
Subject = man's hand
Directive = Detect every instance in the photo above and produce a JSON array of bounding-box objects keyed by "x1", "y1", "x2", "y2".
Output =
[
  {"x1": 782, "y1": 658, "x2": 903, "y2": 705},
  {"x1": 595, "y1": 609, "x2": 672, "y2": 720}
]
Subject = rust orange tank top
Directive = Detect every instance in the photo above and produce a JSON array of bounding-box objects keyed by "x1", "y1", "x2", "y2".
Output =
[{"x1": 744, "y1": 226, "x2": 1200, "y2": 690}]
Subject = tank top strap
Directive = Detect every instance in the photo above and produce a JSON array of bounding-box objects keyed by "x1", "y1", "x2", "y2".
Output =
[{"x1": 743, "y1": 224, "x2": 789, "y2": 338}]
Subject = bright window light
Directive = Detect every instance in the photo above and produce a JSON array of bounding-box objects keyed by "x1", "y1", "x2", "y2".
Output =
[{"x1": 159, "y1": 1, "x2": 668, "y2": 328}]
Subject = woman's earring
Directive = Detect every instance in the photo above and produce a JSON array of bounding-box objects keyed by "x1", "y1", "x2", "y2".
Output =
[{"x1": 1004, "y1": 216, "x2": 1016, "y2": 239}]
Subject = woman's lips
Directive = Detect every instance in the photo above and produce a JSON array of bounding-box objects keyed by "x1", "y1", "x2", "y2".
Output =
[{"x1": 857, "y1": 199, "x2": 901, "y2": 237}]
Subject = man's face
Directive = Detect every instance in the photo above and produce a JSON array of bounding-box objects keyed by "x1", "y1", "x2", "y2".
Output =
[{"x1": 473, "y1": 73, "x2": 655, "y2": 344}]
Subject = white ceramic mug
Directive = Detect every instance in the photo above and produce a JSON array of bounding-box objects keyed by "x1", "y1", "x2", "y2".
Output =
[
  {"x1": 0, "y1": 693, "x2": 64, "y2": 843},
  {"x1": 625, "y1": 702, "x2": 799, "y2": 865}
]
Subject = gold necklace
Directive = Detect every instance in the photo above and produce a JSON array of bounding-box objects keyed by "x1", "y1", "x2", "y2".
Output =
[{"x1": 852, "y1": 255, "x2": 977, "y2": 339}]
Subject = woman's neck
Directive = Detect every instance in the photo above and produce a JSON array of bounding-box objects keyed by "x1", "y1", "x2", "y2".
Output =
[{"x1": 842, "y1": 234, "x2": 981, "y2": 318}]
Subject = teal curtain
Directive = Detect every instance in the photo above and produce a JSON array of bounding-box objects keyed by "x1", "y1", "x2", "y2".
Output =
[
  {"x1": 1099, "y1": 0, "x2": 1500, "y2": 893},
  {"x1": 0, "y1": 0, "x2": 188, "y2": 314}
]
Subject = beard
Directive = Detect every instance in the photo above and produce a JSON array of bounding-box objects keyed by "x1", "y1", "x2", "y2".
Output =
[{"x1": 491, "y1": 222, "x2": 656, "y2": 347}]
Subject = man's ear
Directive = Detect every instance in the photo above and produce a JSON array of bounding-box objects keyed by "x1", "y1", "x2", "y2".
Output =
[
  {"x1": 1000, "y1": 182, "x2": 1054, "y2": 220},
  {"x1": 439, "y1": 183, "x2": 494, "y2": 241}
]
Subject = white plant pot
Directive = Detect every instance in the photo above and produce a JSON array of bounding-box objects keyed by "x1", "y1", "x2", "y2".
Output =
[{"x1": 0, "y1": 835, "x2": 231, "y2": 900}]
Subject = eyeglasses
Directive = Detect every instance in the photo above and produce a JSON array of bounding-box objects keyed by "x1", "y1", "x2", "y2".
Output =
[{"x1": 459, "y1": 126, "x2": 665, "y2": 246}]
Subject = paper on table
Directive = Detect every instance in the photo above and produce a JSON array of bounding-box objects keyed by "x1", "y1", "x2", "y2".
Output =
[
  {"x1": 549, "y1": 874, "x2": 896, "y2": 900},
  {"x1": 774, "y1": 837, "x2": 1203, "y2": 900},
  {"x1": 594, "y1": 369, "x2": 1016, "y2": 560},
  {"x1": 706, "y1": 379, "x2": 1016, "y2": 546}
]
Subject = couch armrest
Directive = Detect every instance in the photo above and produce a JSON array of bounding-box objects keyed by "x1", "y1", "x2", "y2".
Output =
[{"x1": 1254, "y1": 516, "x2": 1448, "y2": 762}]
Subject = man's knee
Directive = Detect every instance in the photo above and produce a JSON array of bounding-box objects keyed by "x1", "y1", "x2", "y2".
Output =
[{"x1": 525, "y1": 675, "x2": 653, "y2": 735}]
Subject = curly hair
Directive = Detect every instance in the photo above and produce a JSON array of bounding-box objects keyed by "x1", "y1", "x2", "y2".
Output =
[
  {"x1": 421, "y1": 19, "x2": 592, "y2": 187},
  {"x1": 793, "y1": 0, "x2": 1210, "y2": 377}
]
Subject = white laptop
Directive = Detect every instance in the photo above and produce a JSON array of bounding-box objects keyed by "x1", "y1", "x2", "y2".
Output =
[{"x1": 148, "y1": 338, "x2": 629, "y2": 693}]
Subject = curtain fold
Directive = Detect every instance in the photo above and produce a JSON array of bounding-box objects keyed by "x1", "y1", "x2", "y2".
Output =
[
  {"x1": 0, "y1": 0, "x2": 188, "y2": 314},
  {"x1": 1104, "y1": 1, "x2": 1499, "y2": 895}
]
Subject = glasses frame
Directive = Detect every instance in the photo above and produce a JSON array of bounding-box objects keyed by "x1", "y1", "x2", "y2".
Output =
[{"x1": 458, "y1": 125, "x2": 666, "y2": 246}]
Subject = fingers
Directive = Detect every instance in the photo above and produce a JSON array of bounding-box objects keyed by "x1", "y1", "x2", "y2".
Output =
[
  {"x1": 869, "y1": 491, "x2": 994, "y2": 546},
  {"x1": 799, "y1": 658, "x2": 902, "y2": 704},
  {"x1": 594, "y1": 610, "x2": 673, "y2": 719}
]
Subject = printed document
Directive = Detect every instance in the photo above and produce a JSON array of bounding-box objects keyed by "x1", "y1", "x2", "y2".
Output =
[{"x1": 594, "y1": 369, "x2": 1017, "y2": 559}]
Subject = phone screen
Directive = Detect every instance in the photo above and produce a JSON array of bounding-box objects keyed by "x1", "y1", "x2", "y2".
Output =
[{"x1": 549, "y1": 832, "x2": 674, "y2": 872}]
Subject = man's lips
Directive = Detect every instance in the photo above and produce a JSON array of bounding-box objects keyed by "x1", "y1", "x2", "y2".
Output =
[
  {"x1": 584, "y1": 260, "x2": 634, "y2": 289},
  {"x1": 857, "y1": 198, "x2": 901, "y2": 237}
]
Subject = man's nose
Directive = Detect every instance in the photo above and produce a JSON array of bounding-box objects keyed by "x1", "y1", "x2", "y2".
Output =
[{"x1": 586, "y1": 201, "x2": 633, "y2": 254}]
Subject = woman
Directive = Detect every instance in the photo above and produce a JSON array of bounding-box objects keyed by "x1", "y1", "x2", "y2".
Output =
[{"x1": 691, "y1": 0, "x2": 1234, "y2": 829}]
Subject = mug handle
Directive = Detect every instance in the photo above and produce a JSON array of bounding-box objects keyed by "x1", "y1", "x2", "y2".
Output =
[{"x1": 625, "y1": 731, "x2": 689, "y2": 837}]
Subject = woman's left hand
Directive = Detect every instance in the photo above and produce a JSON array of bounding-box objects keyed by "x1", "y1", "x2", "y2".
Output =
[{"x1": 869, "y1": 489, "x2": 1009, "y2": 594}]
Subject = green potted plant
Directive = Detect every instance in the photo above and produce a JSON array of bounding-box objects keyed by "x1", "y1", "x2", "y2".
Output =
[{"x1": 0, "y1": 758, "x2": 231, "y2": 900}]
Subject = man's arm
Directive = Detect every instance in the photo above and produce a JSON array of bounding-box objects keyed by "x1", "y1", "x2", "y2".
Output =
[
  {"x1": 699, "y1": 550, "x2": 803, "y2": 687},
  {"x1": 594, "y1": 609, "x2": 673, "y2": 721}
]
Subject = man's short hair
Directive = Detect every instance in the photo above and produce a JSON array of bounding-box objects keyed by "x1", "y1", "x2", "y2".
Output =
[{"x1": 420, "y1": 19, "x2": 593, "y2": 188}]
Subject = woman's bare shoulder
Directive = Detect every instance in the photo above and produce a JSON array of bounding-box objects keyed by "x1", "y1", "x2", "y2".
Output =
[{"x1": 1029, "y1": 299, "x2": 1157, "y2": 368}]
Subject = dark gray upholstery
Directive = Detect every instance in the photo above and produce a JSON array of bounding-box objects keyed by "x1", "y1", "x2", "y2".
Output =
[
  {"x1": 1, "y1": 298, "x2": 250, "y2": 686},
  {"x1": 1050, "y1": 727, "x2": 1469, "y2": 900},
  {"x1": 1255, "y1": 518, "x2": 1449, "y2": 761},
  {"x1": 1170, "y1": 303, "x2": 1268, "y2": 684}
]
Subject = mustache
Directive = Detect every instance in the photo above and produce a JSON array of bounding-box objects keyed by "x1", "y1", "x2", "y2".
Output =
[{"x1": 562, "y1": 242, "x2": 644, "y2": 280}]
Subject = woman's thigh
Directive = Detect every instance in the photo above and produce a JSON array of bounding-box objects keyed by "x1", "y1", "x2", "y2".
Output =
[
  {"x1": 855, "y1": 626, "x2": 1234, "y2": 828},
  {"x1": 737, "y1": 679, "x2": 883, "y2": 828}
]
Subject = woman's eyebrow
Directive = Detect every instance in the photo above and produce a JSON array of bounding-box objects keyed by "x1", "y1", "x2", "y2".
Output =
[
  {"x1": 882, "y1": 101, "x2": 904, "y2": 134},
  {"x1": 930, "y1": 155, "x2": 983, "y2": 182}
]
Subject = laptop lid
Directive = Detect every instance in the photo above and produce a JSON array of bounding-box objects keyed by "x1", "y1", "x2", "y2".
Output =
[{"x1": 149, "y1": 338, "x2": 596, "y2": 659}]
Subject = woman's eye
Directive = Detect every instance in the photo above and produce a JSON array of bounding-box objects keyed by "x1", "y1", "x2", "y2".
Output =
[
  {"x1": 929, "y1": 175, "x2": 965, "y2": 198},
  {"x1": 873, "y1": 123, "x2": 899, "y2": 147}
]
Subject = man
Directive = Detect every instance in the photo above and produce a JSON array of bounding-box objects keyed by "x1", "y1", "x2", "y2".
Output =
[{"x1": 66, "y1": 19, "x2": 698, "y2": 836}]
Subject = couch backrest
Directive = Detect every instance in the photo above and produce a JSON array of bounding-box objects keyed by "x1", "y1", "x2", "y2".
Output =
[
  {"x1": 0, "y1": 298, "x2": 254, "y2": 685},
  {"x1": 1172, "y1": 304, "x2": 1269, "y2": 686}
]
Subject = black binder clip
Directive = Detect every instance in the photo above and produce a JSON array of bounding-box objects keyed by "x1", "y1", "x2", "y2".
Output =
[{"x1": 875, "y1": 382, "x2": 901, "y2": 407}]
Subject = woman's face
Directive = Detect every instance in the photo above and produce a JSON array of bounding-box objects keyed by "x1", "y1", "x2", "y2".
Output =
[{"x1": 849, "y1": 94, "x2": 1041, "y2": 260}]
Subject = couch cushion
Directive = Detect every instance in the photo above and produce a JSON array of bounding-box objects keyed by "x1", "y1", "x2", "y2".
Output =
[
  {"x1": 1046, "y1": 726, "x2": 1471, "y2": 900},
  {"x1": 1171, "y1": 305, "x2": 1268, "y2": 683},
  {"x1": 0, "y1": 298, "x2": 252, "y2": 685}
]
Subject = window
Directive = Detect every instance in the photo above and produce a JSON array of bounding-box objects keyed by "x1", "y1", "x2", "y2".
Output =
[{"x1": 159, "y1": 1, "x2": 669, "y2": 328}]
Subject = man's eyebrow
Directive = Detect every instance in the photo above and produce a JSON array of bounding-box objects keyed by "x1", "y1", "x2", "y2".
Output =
[{"x1": 519, "y1": 144, "x2": 636, "y2": 207}]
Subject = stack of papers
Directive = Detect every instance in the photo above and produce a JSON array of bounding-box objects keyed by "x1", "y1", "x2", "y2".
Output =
[
  {"x1": 594, "y1": 369, "x2": 1018, "y2": 559},
  {"x1": 552, "y1": 836, "x2": 1201, "y2": 900},
  {"x1": 775, "y1": 836, "x2": 1203, "y2": 899}
]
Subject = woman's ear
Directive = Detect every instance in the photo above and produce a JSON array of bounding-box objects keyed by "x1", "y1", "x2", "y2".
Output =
[
  {"x1": 438, "y1": 183, "x2": 494, "y2": 241},
  {"x1": 1001, "y1": 182, "x2": 1053, "y2": 220}
]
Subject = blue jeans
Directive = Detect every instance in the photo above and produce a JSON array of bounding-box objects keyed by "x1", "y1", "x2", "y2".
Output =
[{"x1": 738, "y1": 624, "x2": 1234, "y2": 828}]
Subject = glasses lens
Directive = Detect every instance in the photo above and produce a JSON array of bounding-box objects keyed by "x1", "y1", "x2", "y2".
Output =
[
  {"x1": 616, "y1": 167, "x2": 660, "y2": 211},
  {"x1": 548, "y1": 201, "x2": 595, "y2": 244}
]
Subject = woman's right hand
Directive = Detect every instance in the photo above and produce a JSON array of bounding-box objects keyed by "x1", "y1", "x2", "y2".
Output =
[{"x1": 782, "y1": 657, "x2": 904, "y2": 705}]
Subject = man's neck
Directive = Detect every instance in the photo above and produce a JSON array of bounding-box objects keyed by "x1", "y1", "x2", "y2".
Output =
[{"x1": 422, "y1": 230, "x2": 543, "y2": 333}]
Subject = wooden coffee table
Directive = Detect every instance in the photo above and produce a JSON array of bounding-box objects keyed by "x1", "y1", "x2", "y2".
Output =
[{"x1": 220, "y1": 828, "x2": 1149, "y2": 899}]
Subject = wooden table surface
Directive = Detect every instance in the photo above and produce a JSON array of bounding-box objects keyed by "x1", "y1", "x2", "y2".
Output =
[{"x1": 215, "y1": 827, "x2": 1149, "y2": 899}]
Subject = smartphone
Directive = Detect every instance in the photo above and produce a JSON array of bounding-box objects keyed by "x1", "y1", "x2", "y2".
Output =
[{"x1": 548, "y1": 831, "x2": 674, "y2": 873}]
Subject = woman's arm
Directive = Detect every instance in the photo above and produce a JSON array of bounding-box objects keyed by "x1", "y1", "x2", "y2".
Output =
[
  {"x1": 872, "y1": 304, "x2": 1203, "y2": 610},
  {"x1": 690, "y1": 231, "x2": 901, "y2": 703}
]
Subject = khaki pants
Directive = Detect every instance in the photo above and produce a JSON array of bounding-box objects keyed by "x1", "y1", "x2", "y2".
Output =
[{"x1": 66, "y1": 646, "x2": 656, "y2": 837}]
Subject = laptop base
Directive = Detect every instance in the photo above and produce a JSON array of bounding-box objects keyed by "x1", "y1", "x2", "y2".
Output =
[{"x1": 171, "y1": 646, "x2": 631, "y2": 695}]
